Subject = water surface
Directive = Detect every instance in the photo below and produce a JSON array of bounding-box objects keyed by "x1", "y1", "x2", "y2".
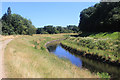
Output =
[{"x1": 47, "y1": 43, "x2": 120, "y2": 78}]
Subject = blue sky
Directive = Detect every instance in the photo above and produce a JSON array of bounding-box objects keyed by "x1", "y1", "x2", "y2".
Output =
[{"x1": 2, "y1": 2, "x2": 98, "y2": 28}]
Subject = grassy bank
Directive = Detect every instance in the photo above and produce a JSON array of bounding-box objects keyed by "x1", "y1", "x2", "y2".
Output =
[
  {"x1": 61, "y1": 32, "x2": 120, "y2": 64},
  {"x1": 4, "y1": 33, "x2": 97, "y2": 78}
]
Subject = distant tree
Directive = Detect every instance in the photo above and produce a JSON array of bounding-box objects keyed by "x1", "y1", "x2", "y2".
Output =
[
  {"x1": 67, "y1": 25, "x2": 79, "y2": 33},
  {"x1": 0, "y1": 20, "x2": 2, "y2": 35},
  {"x1": 7, "y1": 7, "x2": 11, "y2": 15},
  {"x1": 56, "y1": 26, "x2": 64, "y2": 33},
  {"x1": 43, "y1": 25, "x2": 57, "y2": 34},
  {"x1": 36, "y1": 25, "x2": 79, "y2": 34},
  {"x1": 36, "y1": 28, "x2": 43, "y2": 34}
]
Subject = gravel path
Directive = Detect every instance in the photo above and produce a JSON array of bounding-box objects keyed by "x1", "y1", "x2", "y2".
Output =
[{"x1": 0, "y1": 39, "x2": 12, "y2": 79}]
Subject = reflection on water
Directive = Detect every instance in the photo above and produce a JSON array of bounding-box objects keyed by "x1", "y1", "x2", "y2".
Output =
[
  {"x1": 48, "y1": 44, "x2": 82, "y2": 68},
  {"x1": 47, "y1": 43, "x2": 120, "y2": 78}
]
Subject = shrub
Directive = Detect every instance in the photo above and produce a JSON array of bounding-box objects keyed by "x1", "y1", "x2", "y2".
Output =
[{"x1": 97, "y1": 72, "x2": 110, "y2": 78}]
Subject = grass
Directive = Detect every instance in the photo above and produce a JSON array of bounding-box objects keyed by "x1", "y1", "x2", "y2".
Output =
[
  {"x1": 88, "y1": 32, "x2": 119, "y2": 40},
  {"x1": 97, "y1": 72, "x2": 110, "y2": 78},
  {"x1": 0, "y1": 35, "x2": 16, "y2": 41},
  {"x1": 4, "y1": 33, "x2": 98, "y2": 78},
  {"x1": 61, "y1": 32, "x2": 120, "y2": 63},
  {"x1": 79, "y1": 32, "x2": 119, "y2": 40}
]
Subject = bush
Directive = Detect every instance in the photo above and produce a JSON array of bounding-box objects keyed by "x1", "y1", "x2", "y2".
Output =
[
  {"x1": 97, "y1": 72, "x2": 110, "y2": 78},
  {"x1": 41, "y1": 47, "x2": 45, "y2": 50}
]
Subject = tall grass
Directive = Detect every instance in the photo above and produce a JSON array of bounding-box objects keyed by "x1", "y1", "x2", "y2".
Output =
[
  {"x1": 61, "y1": 32, "x2": 120, "y2": 63},
  {"x1": 88, "y1": 32, "x2": 119, "y2": 40},
  {"x1": 4, "y1": 33, "x2": 97, "y2": 78}
]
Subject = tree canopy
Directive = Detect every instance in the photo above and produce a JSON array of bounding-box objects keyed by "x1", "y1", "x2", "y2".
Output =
[
  {"x1": 36, "y1": 25, "x2": 79, "y2": 34},
  {"x1": 78, "y1": 2, "x2": 120, "y2": 32},
  {"x1": 1, "y1": 7, "x2": 36, "y2": 35}
]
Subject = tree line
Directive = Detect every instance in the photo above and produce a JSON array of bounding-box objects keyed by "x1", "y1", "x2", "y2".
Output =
[
  {"x1": 0, "y1": 7, "x2": 79, "y2": 35},
  {"x1": 78, "y1": 2, "x2": 120, "y2": 32},
  {"x1": 36, "y1": 25, "x2": 79, "y2": 34},
  {"x1": 1, "y1": 2, "x2": 120, "y2": 35}
]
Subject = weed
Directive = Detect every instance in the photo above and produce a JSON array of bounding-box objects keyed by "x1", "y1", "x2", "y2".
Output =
[
  {"x1": 97, "y1": 72, "x2": 110, "y2": 78},
  {"x1": 61, "y1": 32, "x2": 120, "y2": 63}
]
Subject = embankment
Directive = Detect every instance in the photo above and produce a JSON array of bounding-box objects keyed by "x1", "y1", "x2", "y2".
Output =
[{"x1": 60, "y1": 43, "x2": 120, "y2": 67}]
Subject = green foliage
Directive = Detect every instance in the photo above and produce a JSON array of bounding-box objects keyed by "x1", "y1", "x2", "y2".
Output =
[
  {"x1": 41, "y1": 47, "x2": 45, "y2": 50},
  {"x1": 36, "y1": 25, "x2": 79, "y2": 34},
  {"x1": 97, "y1": 72, "x2": 110, "y2": 78},
  {"x1": 7, "y1": 7, "x2": 11, "y2": 15},
  {"x1": 79, "y1": 2, "x2": 120, "y2": 32},
  {"x1": 77, "y1": 38, "x2": 113, "y2": 51},
  {"x1": 44, "y1": 25, "x2": 57, "y2": 34},
  {"x1": 1, "y1": 7, "x2": 36, "y2": 35},
  {"x1": 62, "y1": 32, "x2": 120, "y2": 62},
  {"x1": 80, "y1": 32, "x2": 119, "y2": 40},
  {"x1": 0, "y1": 20, "x2": 2, "y2": 35}
]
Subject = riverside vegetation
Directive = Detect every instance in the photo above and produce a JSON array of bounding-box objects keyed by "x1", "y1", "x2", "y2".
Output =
[
  {"x1": 1, "y1": 1, "x2": 120, "y2": 78},
  {"x1": 4, "y1": 33, "x2": 98, "y2": 78},
  {"x1": 61, "y1": 32, "x2": 120, "y2": 64}
]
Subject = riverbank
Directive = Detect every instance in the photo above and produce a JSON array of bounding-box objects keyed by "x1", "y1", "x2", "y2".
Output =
[
  {"x1": 4, "y1": 33, "x2": 98, "y2": 78},
  {"x1": 61, "y1": 32, "x2": 120, "y2": 66}
]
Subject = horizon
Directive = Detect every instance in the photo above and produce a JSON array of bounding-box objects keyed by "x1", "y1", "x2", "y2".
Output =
[{"x1": 2, "y1": 2, "x2": 98, "y2": 28}]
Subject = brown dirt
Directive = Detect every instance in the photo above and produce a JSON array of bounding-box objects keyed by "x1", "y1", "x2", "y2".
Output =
[{"x1": 0, "y1": 39, "x2": 12, "y2": 79}]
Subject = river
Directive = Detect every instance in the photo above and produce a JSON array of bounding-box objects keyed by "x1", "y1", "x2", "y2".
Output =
[{"x1": 46, "y1": 42, "x2": 120, "y2": 78}]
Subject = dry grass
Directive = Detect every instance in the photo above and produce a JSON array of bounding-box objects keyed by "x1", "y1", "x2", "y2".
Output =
[
  {"x1": 4, "y1": 34, "x2": 98, "y2": 78},
  {"x1": 0, "y1": 35, "x2": 20, "y2": 41}
]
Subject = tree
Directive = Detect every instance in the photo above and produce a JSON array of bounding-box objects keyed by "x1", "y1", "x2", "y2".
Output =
[
  {"x1": 1, "y1": 7, "x2": 36, "y2": 35},
  {"x1": 7, "y1": 7, "x2": 11, "y2": 15},
  {"x1": 0, "y1": 20, "x2": 2, "y2": 35},
  {"x1": 78, "y1": 2, "x2": 120, "y2": 32},
  {"x1": 36, "y1": 25, "x2": 79, "y2": 34},
  {"x1": 67, "y1": 25, "x2": 79, "y2": 33},
  {"x1": 43, "y1": 25, "x2": 55, "y2": 34}
]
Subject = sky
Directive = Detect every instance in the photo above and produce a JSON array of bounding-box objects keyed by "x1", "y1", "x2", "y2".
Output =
[{"x1": 1, "y1": 2, "x2": 99, "y2": 28}]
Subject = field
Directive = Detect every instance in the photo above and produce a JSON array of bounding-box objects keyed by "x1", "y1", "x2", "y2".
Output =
[{"x1": 4, "y1": 33, "x2": 98, "y2": 78}]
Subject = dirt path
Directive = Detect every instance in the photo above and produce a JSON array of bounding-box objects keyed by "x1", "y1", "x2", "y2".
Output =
[{"x1": 0, "y1": 39, "x2": 12, "y2": 79}]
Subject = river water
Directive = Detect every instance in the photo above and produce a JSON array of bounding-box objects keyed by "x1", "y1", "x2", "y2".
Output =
[{"x1": 47, "y1": 43, "x2": 120, "y2": 78}]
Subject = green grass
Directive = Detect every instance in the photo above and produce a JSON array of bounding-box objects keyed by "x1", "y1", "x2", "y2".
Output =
[
  {"x1": 4, "y1": 33, "x2": 97, "y2": 78},
  {"x1": 61, "y1": 32, "x2": 120, "y2": 63},
  {"x1": 79, "y1": 32, "x2": 119, "y2": 40},
  {"x1": 89, "y1": 32, "x2": 119, "y2": 40},
  {"x1": 97, "y1": 72, "x2": 110, "y2": 78}
]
